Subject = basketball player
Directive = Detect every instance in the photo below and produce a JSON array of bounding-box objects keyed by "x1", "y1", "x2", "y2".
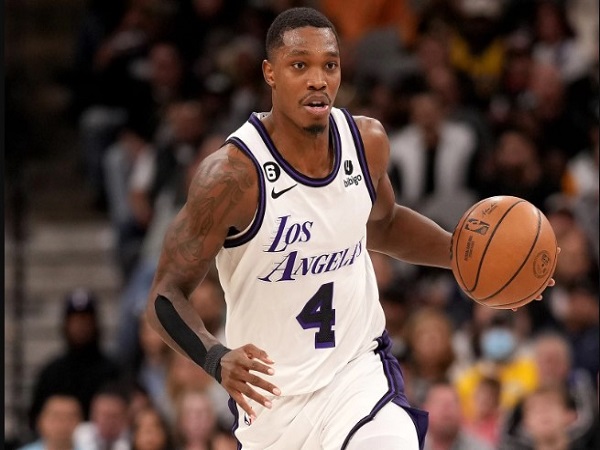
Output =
[{"x1": 145, "y1": 7, "x2": 552, "y2": 450}]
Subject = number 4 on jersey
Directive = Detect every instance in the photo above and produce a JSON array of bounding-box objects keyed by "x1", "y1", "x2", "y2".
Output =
[{"x1": 296, "y1": 282, "x2": 336, "y2": 348}]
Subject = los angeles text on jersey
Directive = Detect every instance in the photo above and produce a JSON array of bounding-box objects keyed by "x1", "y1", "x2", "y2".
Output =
[{"x1": 258, "y1": 215, "x2": 363, "y2": 282}]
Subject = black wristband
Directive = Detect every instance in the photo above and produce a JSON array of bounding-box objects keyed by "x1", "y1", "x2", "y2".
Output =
[{"x1": 204, "y1": 344, "x2": 231, "y2": 383}]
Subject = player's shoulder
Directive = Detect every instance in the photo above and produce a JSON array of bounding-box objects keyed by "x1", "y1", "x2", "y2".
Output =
[
  {"x1": 347, "y1": 114, "x2": 390, "y2": 172},
  {"x1": 188, "y1": 142, "x2": 258, "y2": 195},
  {"x1": 350, "y1": 115, "x2": 388, "y2": 142},
  {"x1": 187, "y1": 141, "x2": 259, "y2": 229}
]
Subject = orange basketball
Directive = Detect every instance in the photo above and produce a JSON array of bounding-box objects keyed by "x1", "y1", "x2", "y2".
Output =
[{"x1": 451, "y1": 196, "x2": 558, "y2": 309}]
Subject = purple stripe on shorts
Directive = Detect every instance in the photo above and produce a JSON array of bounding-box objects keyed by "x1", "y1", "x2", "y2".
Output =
[
  {"x1": 341, "y1": 331, "x2": 419, "y2": 450},
  {"x1": 227, "y1": 397, "x2": 242, "y2": 450}
]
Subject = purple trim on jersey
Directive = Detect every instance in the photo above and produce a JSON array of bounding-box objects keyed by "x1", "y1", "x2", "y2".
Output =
[
  {"x1": 227, "y1": 397, "x2": 243, "y2": 450},
  {"x1": 248, "y1": 113, "x2": 342, "y2": 187},
  {"x1": 223, "y1": 137, "x2": 266, "y2": 249},
  {"x1": 341, "y1": 331, "x2": 428, "y2": 450},
  {"x1": 340, "y1": 108, "x2": 377, "y2": 204}
]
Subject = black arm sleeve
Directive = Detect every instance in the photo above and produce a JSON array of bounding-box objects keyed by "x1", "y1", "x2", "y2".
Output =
[{"x1": 155, "y1": 295, "x2": 231, "y2": 382}]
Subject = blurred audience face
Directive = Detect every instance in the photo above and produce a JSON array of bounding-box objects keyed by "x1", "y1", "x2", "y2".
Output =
[
  {"x1": 405, "y1": 308, "x2": 454, "y2": 375},
  {"x1": 193, "y1": 0, "x2": 225, "y2": 18},
  {"x1": 554, "y1": 226, "x2": 592, "y2": 285},
  {"x1": 132, "y1": 408, "x2": 170, "y2": 450},
  {"x1": 494, "y1": 130, "x2": 539, "y2": 179},
  {"x1": 426, "y1": 65, "x2": 461, "y2": 111},
  {"x1": 416, "y1": 34, "x2": 449, "y2": 73},
  {"x1": 535, "y1": 1, "x2": 569, "y2": 44},
  {"x1": 528, "y1": 63, "x2": 565, "y2": 119},
  {"x1": 190, "y1": 278, "x2": 225, "y2": 335},
  {"x1": 150, "y1": 43, "x2": 183, "y2": 90},
  {"x1": 167, "y1": 353, "x2": 214, "y2": 401},
  {"x1": 139, "y1": 316, "x2": 170, "y2": 360},
  {"x1": 177, "y1": 390, "x2": 216, "y2": 445},
  {"x1": 533, "y1": 334, "x2": 571, "y2": 387},
  {"x1": 410, "y1": 92, "x2": 443, "y2": 135},
  {"x1": 37, "y1": 395, "x2": 82, "y2": 448},
  {"x1": 472, "y1": 378, "x2": 501, "y2": 420},
  {"x1": 522, "y1": 388, "x2": 575, "y2": 444},
  {"x1": 65, "y1": 312, "x2": 98, "y2": 349},
  {"x1": 423, "y1": 384, "x2": 463, "y2": 442},
  {"x1": 167, "y1": 101, "x2": 206, "y2": 144},
  {"x1": 211, "y1": 431, "x2": 238, "y2": 450},
  {"x1": 91, "y1": 393, "x2": 129, "y2": 441},
  {"x1": 128, "y1": 386, "x2": 153, "y2": 427},
  {"x1": 564, "y1": 284, "x2": 599, "y2": 331}
]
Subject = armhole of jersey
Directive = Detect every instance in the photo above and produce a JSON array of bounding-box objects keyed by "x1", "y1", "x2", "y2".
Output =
[
  {"x1": 222, "y1": 136, "x2": 266, "y2": 248},
  {"x1": 340, "y1": 108, "x2": 377, "y2": 204}
]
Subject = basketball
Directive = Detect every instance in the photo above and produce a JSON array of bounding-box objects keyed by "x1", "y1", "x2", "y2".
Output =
[{"x1": 451, "y1": 196, "x2": 558, "y2": 309}]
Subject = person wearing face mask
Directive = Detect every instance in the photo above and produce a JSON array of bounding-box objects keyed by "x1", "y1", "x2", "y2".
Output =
[{"x1": 453, "y1": 312, "x2": 539, "y2": 422}]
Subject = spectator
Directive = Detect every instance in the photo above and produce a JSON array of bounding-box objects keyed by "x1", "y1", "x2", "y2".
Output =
[
  {"x1": 115, "y1": 131, "x2": 222, "y2": 364},
  {"x1": 454, "y1": 310, "x2": 538, "y2": 421},
  {"x1": 520, "y1": 62, "x2": 590, "y2": 174},
  {"x1": 102, "y1": 44, "x2": 200, "y2": 279},
  {"x1": 173, "y1": 388, "x2": 217, "y2": 450},
  {"x1": 77, "y1": 0, "x2": 176, "y2": 208},
  {"x1": 74, "y1": 384, "x2": 131, "y2": 450},
  {"x1": 28, "y1": 289, "x2": 121, "y2": 429},
  {"x1": 18, "y1": 395, "x2": 83, "y2": 450},
  {"x1": 501, "y1": 386, "x2": 593, "y2": 450},
  {"x1": 187, "y1": 273, "x2": 232, "y2": 428},
  {"x1": 531, "y1": 0, "x2": 593, "y2": 83},
  {"x1": 464, "y1": 376, "x2": 502, "y2": 447},
  {"x1": 401, "y1": 307, "x2": 457, "y2": 407},
  {"x1": 209, "y1": 424, "x2": 237, "y2": 450},
  {"x1": 475, "y1": 126, "x2": 559, "y2": 212},
  {"x1": 124, "y1": 314, "x2": 173, "y2": 419},
  {"x1": 500, "y1": 331, "x2": 599, "y2": 449},
  {"x1": 562, "y1": 119, "x2": 599, "y2": 265},
  {"x1": 560, "y1": 280, "x2": 600, "y2": 383},
  {"x1": 131, "y1": 407, "x2": 175, "y2": 450},
  {"x1": 422, "y1": 381, "x2": 494, "y2": 450},
  {"x1": 447, "y1": 0, "x2": 509, "y2": 108},
  {"x1": 388, "y1": 87, "x2": 478, "y2": 230},
  {"x1": 164, "y1": 352, "x2": 215, "y2": 423}
]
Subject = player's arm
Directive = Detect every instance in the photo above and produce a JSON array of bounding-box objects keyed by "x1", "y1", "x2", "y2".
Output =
[
  {"x1": 358, "y1": 116, "x2": 452, "y2": 268},
  {"x1": 145, "y1": 144, "x2": 279, "y2": 419}
]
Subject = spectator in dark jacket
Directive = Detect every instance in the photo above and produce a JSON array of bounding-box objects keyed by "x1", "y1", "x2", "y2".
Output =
[{"x1": 28, "y1": 289, "x2": 121, "y2": 431}]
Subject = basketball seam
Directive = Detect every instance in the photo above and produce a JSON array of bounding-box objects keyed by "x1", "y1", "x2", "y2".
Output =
[
  {"x1": 465, "y1": 200, "x2": 525, "y2": 293},
  {"x1": 453, "y1": 198, "x2": 489, "y2": 292},
  {"x1": 490, "y1": 235, "x2": 558, "y2": 308}
]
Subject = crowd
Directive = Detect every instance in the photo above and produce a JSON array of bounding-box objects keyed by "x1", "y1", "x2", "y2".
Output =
[{"x1": 9, "y1": 0, "x2": 599, "y2": 449}]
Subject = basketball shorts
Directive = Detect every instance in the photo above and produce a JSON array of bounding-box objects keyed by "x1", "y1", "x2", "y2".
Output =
[{"x1": 228, "y1": 331, "x2": 428, "y2": 449}]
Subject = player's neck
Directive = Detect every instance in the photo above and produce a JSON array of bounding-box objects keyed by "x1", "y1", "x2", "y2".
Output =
[{"x1": 262, "y1": 113, "x2": 333, "y2": 178}]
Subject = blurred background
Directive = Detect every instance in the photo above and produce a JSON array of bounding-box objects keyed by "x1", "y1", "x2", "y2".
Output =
[{"x1": 4, "y1": 0, "x2": 599, "y2": 449}]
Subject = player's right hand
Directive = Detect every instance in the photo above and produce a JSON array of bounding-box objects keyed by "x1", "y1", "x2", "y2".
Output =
[{"x1": 219, "y1": 343, "x2": 281, "y2": 422}]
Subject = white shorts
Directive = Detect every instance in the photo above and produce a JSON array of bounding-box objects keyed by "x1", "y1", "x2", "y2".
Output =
[{"x1": 228, "y1": 332, "x2": 428, "y2": 449}]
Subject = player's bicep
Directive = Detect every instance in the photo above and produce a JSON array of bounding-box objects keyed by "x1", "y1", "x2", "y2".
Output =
[{"x1": 153, "y1": 148, "x2": 256, "y2": 296}]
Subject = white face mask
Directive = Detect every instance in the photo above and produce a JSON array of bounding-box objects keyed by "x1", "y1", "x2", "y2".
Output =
[{"x1": 480, "y1": 327, "x2": 516, "y2": 361}]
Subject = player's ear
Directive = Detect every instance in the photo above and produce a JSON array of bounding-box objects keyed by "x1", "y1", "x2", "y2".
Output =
[{"x1": 263, "y1": 59, "x2": 275, "y2": 88}]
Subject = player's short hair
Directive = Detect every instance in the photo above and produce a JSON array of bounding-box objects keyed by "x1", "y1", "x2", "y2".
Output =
[{"x1": 265, "y1": 7, "x2": 339, "y2": 60}]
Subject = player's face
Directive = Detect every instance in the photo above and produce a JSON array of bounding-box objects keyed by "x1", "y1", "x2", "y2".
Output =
[{"x1": 264, "y1": 27, "x2": 341, "y2": 135}]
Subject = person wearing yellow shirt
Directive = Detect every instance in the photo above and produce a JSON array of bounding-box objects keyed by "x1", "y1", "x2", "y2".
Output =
[{"x1": 454, "y1": 312, "x2": 538, "y2": 421}]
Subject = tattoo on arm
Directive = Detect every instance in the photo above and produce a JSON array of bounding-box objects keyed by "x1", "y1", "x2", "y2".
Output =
[
  {"x1": 151, "y1": 149, "x2": 253, "y2": 378},
  {"x1": 160, "y1": 151, "x2": 253, "y2": 295}
]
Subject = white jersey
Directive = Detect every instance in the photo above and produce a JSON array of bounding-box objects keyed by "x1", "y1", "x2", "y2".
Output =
[{"x1": 215, "y1": 108, "x2": 385, "y2": 396}]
